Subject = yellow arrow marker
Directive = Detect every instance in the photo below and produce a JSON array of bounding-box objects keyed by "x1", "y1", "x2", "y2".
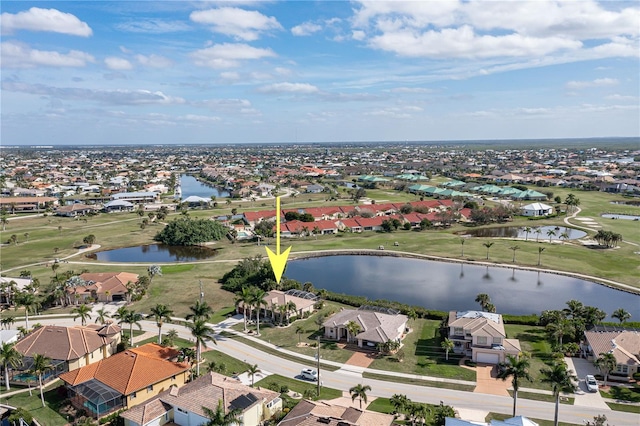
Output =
[{"x1": 265, "y1": 196, "x2": 291, "y2": 284}]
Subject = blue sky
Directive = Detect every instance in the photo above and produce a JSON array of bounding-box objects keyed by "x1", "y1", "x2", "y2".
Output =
[{"x1": 1, "y1": 0, "x2": 639, "y2": 146}]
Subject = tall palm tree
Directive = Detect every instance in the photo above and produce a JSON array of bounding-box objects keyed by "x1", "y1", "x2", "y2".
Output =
[
  {"x1": 202, "y1": 400, "x2": 242, "y2": 426},
  {"x1": 346, "y1": 320, "x2": 361, "y2": 343},
  {"x1": 94, "y1": 308, "x2": 110, "y2": 325},
  {"x1": 188, "y1": 318, "x2": 215, "y2": 377},
  {"x1": 186, "y1": 300, "x2": 213, "y2": 322},
  {"x1": 483, "y1": 242, "x2": 494, "y2": 260},
  {"x1": 149, "y1": 304, "x2": 174, "y2": 345},
  {"x1": 537, "y1": 247, "x2": 545, "y2": 266},
  {"x1": 235, "y1": 287, "x2": 254, "y2": 332},
  {"x1": 30, "y1": 353, "x2": 52, "y2": 408},
  {"x1": 250, "y1": 288, "x2": 268, "y2": 336},
  {"x1": 523, "y1": 227, "x2": 532, "y2": 241},
  {"x1": 497, "y1": 353, "x2": 532, "y2": 416},
  {"x1": 475, "y1": 293, "x2": 491, "y2": 311},
  {"x1": 147, "y1": 264, "x2": 162, "y2": 282},
  {"x1": 390, "y1": 394, "x2": 409, "y2": 418},
  {"x1": 541, "y1": 362, "x2": 578, "y2": 426},
  {"x1": 459, "y1": 238, "x2": 466, "y2": 257},
  {"x1": 509, "y1": 245, "x2": 520, "y2": 263},
  {"x1": 295, "y1": 325, "x2": 304, "y2": 344},
  {"x1": 594, "y1": 352, "x2": 617, "y2": 387},
  {"x1": 535, "y1": 227, "x2": 542, "y2": 242},
  {"x1": 164, "y1": 329, "x2": 178, "y2": 347},
  {"x1": 115, "y1": 309, "x2": 143, "y2": 347},
  {"x1": 441, "y1": 338, "x2": 454, "y2": 361},
  {"x1": 246, "y1": 364, "x2": 261, "y2": 387},
  {"x1": 1, "y1": 342, "x2": 23, "y2": 391},
  {"x1": 349, "y1": 384, "x2": 372, "y2": 409},
  {"x1": 547, "y1": 229, "x2": 557, "y2": 242},
  {"x1": 611, "y1": 308, "x2": 631, "y2": 324},
  {"x1": 72, "y1": 304, "x2": 92, "y2": 326},
  {"x1": 15, "y1": 292, "x2": 39, "y2": 330}
]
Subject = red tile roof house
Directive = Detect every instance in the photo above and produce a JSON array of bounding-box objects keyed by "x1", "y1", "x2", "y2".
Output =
[
  {"x1": 12, "y1": 324, "x2": 121, "y2": 385},
  {"x1": 120, "y1": 371, "x2": 282, "y2": 426},
  {"x1": 336, "y1": 218, "x2": 362, "y2": 233},
  {"x1": 279, "y1": 399, "x2": 394, "y2": 426},
  {"x1": 59, "y1": 343, "x2": 190, "y2": 419},
  {"x1": 73, "y1": 272, "x2": 140, "y2": 303},
  {"x1": 447, "y1": 311, "x2": 521, "y2": 365},
  {"x1": 237, "y1": 290, "x2": 318, "y2": 324},
  {"x1": 323, "y1": 307, "x2": 408, "y2": 350}
]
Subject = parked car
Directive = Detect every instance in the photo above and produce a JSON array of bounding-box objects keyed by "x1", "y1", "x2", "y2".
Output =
[
  {"x1": 300, "y1": 368, "x2": 318, "y2": 381},
  {"x1": 585, "y1": 374, "x2": 598, "y2": 392}
]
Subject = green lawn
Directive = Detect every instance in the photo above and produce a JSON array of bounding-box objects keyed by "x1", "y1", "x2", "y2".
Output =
[
  {"x1": 1, "y1": 383, "x2": 68, "y2": 426},
  {"x1": 254, "y1": 374, "x2": 342, "y2": 400},
  {"x1": 504, "y1": 324, "x2": 555, "y2": 390},
  {"x1": 600, "y1": 385, "x2": 640, "y2": 402},
  {"x1": 605, "y1": 402, "x2": 640, "y2": 413},
  {"x1": 485, "y1": 412, "x2": 580, "y2": 426},
  {"x1": 362, "y1": 372, "x2": 475, "y2": 392},
  {"x1": 366, "y1": 397, "x2": 396, "y2": 414},
  {"x1": 509, "y1": 390, "x2": 574, "y2": 405}
]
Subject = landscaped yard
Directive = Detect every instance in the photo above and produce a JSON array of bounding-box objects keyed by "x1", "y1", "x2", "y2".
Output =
[
  {"x1": 504, "y1": 324, "x2": 555, "y2": 390},
  {"x1": 1, "y1": 383, "x2": 68, "y2": 426},
  {"x1": 254, "y1": 374, "x2": 342, "y2": 400}
]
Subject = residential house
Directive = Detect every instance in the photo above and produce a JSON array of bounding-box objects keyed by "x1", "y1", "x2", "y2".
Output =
[
  {"x1": 278, "y1": 399, "x2": 394, "y2": 426},
  {"x1": 59, "y1": 343, "x2": 190, "y2": 418},
  {"x1": 181, "y1": 195, "x2": 211, "y2": 208},
  {"x1": 583, "y1": 327, "x2": 640, "y2": 381},
  {"x1": 520, "y1": 202, "x2": 554, "y2": 217},
  {"x1": 74, "y1": 272, "x2": 140, "y2": 302},
  {"x1": 237, "y1": 290, "x2": 318, "y2": 322},
  {"x1": 305, "y1": 184, "x2": 324, "y2": 193},
  {"x1": 447, "y1": 311, "x2": 521, "y2": 364},
  {"x1": 111, "y1": 192, "x2": 160, "y2": 204},
  {"x1": 0, "y1": 196, "x2": 58, "y2": 212},
  {"x1": 55, "y1": 203, "x2": 99, "y2": 217},
  {"x1": 103, "y1": 199, "x2": 135, "y2": 212},
  {"x1": 121, "y1": 372, "x2": 282, "y2": 426},
  {"x1": 323, "y1": 307, "x2": 408, "y2": 349},
  {"x1": 12, "y1": 324, "x2": 121, "y2": 384}
]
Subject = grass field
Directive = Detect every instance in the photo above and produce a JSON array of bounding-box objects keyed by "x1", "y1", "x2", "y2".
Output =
[
  {"x1": 1, "y1": 383, "x2": 68, "y2": 426},
  {"x1": 253, "y1": 374, "x2": 342, "y2": 400}
]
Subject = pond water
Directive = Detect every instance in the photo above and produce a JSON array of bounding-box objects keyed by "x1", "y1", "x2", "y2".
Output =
[
  {"x1": 462, "y1": 225, "x2": 587, "y2": 241},
  {"x1": 93, "y1": 244, "x2": 216, "y2": 262},
  {"x1": 601, "y1": 214, "x2": 640, "y2": 220},
  {"x1": 285, "y1": 255, "x2": 639, "y2": 319},
  {"x1": 610, "y1": 200, "x2": 640, "y2": 206},
  {"x1": 180, "y1": 174, "x2": 230, "y2": 199}
]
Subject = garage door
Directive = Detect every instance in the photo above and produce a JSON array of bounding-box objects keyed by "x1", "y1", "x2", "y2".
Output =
[{"x1": 476, "y1": 352, "x2": 500, "y2": 364}]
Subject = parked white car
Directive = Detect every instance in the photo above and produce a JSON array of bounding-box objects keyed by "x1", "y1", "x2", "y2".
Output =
[
  {"x1": 585, "y1": 375, "x2": 598, "y2": 392},
  {"x1": 300, "y1": 368, "x2": 318, "y2": 381}
]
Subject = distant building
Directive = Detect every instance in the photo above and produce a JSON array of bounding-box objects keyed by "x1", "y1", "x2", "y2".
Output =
[
  {"x1": 520, "y1": 202, "x2": 554, "y2": 217},
  {"x1": 323, "y1": 307, "x2": 408, "y2": 349},
  {"x1": 279, "y1": 399, "x2": 395, "y2": 426}
]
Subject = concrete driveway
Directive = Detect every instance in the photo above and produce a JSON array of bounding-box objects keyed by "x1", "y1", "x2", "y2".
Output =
[
  {"x1": 564, "y1": 357, "x2": 610, "y2": 411},
  {"x1": 474, "y1": 364, "x2": 510, "y2": 396}
]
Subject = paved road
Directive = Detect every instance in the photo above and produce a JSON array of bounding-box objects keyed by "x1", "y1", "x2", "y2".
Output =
[{"x1": 14, "y1": 315, "x2": 638, "y2": 426}]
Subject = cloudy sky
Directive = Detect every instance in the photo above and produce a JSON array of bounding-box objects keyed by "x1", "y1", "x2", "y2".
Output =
[{"x1": 1, "y1": 0, "x2": 639, "y2": 146}]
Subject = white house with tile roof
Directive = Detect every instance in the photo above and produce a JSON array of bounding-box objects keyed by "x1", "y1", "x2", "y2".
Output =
[
  {"x1": 583, "y1": 327, "x2": 640, "y2": 380},
  {"x1": 323, "y1": 307, "x2": 408, "y2": 349}
]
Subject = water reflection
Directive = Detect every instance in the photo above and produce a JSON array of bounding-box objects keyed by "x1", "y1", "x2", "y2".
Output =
[
  {"x1": 463, "y1": 225, "x2": 586, "y2": 241},
  {"x1": 285, "y1": 255, "x2": 638, "y2": 319},
  {"x1": 94, "y1": 244, "x2": 216, "y2": 262}
]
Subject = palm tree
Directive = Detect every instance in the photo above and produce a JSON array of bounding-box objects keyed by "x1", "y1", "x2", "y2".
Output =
[
  {"x1": 149, "y1": 304, "x2": 174, "y2": 345},
  {"x1": 535, "y1": 227, "x2": 542, "y2": 242},
  {"x1": 246, "y1": 364, "x2": 261, "y2": 387},
  {"x1": 497, "y1": 353, "x2": 532, "y2": 416},
  {"x1": 116, "y1": 309, "x2": 143, "y2": 347},
  {"x1": 235, "y1": 287, "x2": 253, "y2": 332},
  {"x1": 94, "y1": 308, "x2": 110, "y2": 325},
  {"x1": 547, "y1": 229, "x2": 557, "y2": 242},
  {"x1": 541, "y1": 362, "x2": 577, "y2": 426},
  {"x1": 188, "y1": 318, "x2": 215, "y2": 377},
  {"x1": 15, "y1": 292, "x2": 39, "y2": 330},
  {"x1": 186, "y1": 300, "x2": 213, "y2": 322},
  {"x1": 483, "y1": 242, "x2": 494, "y2": 260},
  {"x1": 250, "y1": 288, "x2": 268, "y2": 336},
  {"x1": 475, "y1": 293, "x2": 491, "y2": 311},
  {"x1": 509, "y1": 245, "x2": 520, "y2": 263},
  {"x1": 346, "y1": 320, "x2": 361, "y2": 343},
  {"x1": 594, "y1": 352, "x2": 617, "y2": 387},
  {"x1": 559, "y1": 232, "x2": 569, "y2": 244},
  {"x1": 459, "y1": 238, "x2": 466, "y2": 257},
  {"x1": 441, "y1": 338, "x2": 454, "y2": 361},
  {"x1": 147, "y1": 265, "x2": 162, "y2": 282},
  {"x1": 523, "y1": 227, "x2": 532, "y2": 241},
  {"x1": 537, "y1": 247, "x2": 545, "y2": 266},
  {"x1": 349, "y1": 384, "x2": 371, "y2": 409},
  {"x1": 202, "y1": 400, "x2": 242, "y2": 426},
  {"x1": 390, "y1": 393, "x2": 409, "y2": 418},
  {"x1": 72, "y1": 304, "x2": 92, "y2": 326},
  {"x1": 295, "y1": 325, "x2": 304, "y2": 344},
  {"x1": 164, "y1": 329, "x2": 178, "y2": 347},
  {"x1": 30, "y1": 353, "x2": 52, "y2": 407},
  {"x1": 1, "y1": 342, "x2": 23, "y2": 391},
  {"x1": 611, "y1": 308, "x2": 631, "y2": 324}
]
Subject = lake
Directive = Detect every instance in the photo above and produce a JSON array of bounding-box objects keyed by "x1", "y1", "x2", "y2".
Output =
[
  {"x1": 284, "y1": 255, "x2": 639, "y2": 319},
  {"x1": 180, "y1": 174, "x2": 230, "y2": 199},
  {"x1": 462, "y1": 225, "x2": 587, "y2": 241},
  {"x1": 93, "y1": 244, "x2": 216, "y2": 262}
]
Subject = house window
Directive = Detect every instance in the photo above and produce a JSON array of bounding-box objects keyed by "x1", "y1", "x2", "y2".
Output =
[
  {"x1": 477, "y1": 336, "x2": 487, "y2": 345},
  {"x1": 492, "y1": 337, "x2": 502, "y2": 345},
  {"x1": 131, "y1": 392, "x2": 137, "y2": 399},
  {"x1": 147, "y1": 385, "x2": 154, "y2": 392},
  {"x1": 171, "y1": 375, "x2": 176, "y2": 381},
  {"x1": 176, "y1": 407, "x2": 187, "y2": 414},
  {"x1": 616, "y1": 364, "x2": 628, "y2": 374},
  {"x1": 453, "y1": 327, "x2": 463, "y2": 335}
]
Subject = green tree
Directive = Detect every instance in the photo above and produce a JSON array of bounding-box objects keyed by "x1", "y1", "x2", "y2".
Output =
[
  {"x1": 475, "y1": 293, "x2": 491, "y2": 311},
  {"x1": 147, "y1": 264, "x2": 162, "y2": 282},
  {"x1": 186, "y1": 300, "x2": 213, "y2": 322},
  {"x1": 15, "y1": 291, "x2": 40, "y2": 330},
  {"x1": 594, "y1": 352, "x2": 617, "y2": 387},
  {"x1": 202, "y1": 400, "x2": 242, "y2": 426},
  {"x1": 163, "y1": 329, "x2": 178, "y2": 347},
  {"x1": 94, "y1": 308, "x2": 110, "y2": 325},
  {"x1": 541, "y1": 362, "x2": 578, "y2": 426},
  {"x1": 1, "y1": 342, "x2": 23, "y2": 391},
  {"x1": 154, "y1": 217, "x2": 227, "y2": 245},
  {"x1": 30, "y1": 353, "x2": 52, "y2": 407},
  {"x1": 432, "y1": 401, "x2": 456, "y2": 426},
  {"x1": 82, "y1": 234, "x2": 96, "y2": 245},
  {"x1": 349, "y1": 383, "x2": 371, "y2": 409},
  {"x1": 295, "y1": 325, "x2": 304, "y2": 344},
  {"x1": 250, "y1": 288, "x2": 268, "y2": 336},
  {"x1": 483, "y1": 241, "x2": 494, "y2": 260},
  {"x1": 611, "y1": 308, "x2": 631, "y2": 324},
  {"x1": 346, "y1": 320, "x2": 361, "y2": 343},
  {"x1": 390, "y1": 394, "x2": 410, "y2": 418},
  {"x1": 497, "y1": 353, "x2": 533, "y2": 416},
  {"x1": 246, "y1": 364, "x2": 261, "y2": 387},
  {"x1": 441, "y1": 338, "x2": 454, "y2": 361},
  {"x1": 72, "y1": 304, "x2": 92, "y2": 326},
  {"x1": 115, "y1": 309, "x2": 143, "y2": 347},
  {"x1": 537, "y1": 247, "x2": 545, "y2": 266},
  {"x1": 149, "y1": 304, "x2": 174, "y2": 345},
  {"x1": 509, "y1": 245, "x2": 520, "y2": 263},
  {"x1": 188, "y1": 318, "x2": 216, "y2": 377},
  {"x1": 235, "y1": 287, "x2": 254, "y2": 332}
]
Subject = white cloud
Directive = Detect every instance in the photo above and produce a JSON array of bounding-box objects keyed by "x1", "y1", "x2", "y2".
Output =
[
  {"x1": 352, "y1": 30, "x2": 366, "y2": 41},
  {"x1": 1, "y1": 41, "x2": 94, "y2": 68},
  {"x1": 291, "y1": 21, "x2": 322, "y2": 36},
  {"x1": 220, "y1": 71, "x2": 240, "y2": 81},
  {"x1": 606, "y1": 94, "x2": 637, "y2": 101},
  {"x1": 389, "y1": 87, "x2": 433, "y2": 94},
  {"x1": 190, "y1": 7, "x2": 282, "y2": 41},
  {"x1": 566, "y1": 78, "x2": 619, "y2": 89},
  {"x1": 1, "y1": 81, "x2": 185, "y2": 105},
  {"x1": 116, "y1": 19, "x2": 191, "y2": 34},
  {"x1": 190, "y1": 43, "x2": 276, "y2": 69},
  {"x1": 1, "y1": 7, "x2": 92, "y2": 36},
  {"x1": 258, "y1": 82, "x2": 319, "y2": 94},
  {"x1": 135, "y1": 54, "x2": 173, "y2": 68},
  {"x1": 105, "y1": 57, "x2": 133, "y2": 70}
]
